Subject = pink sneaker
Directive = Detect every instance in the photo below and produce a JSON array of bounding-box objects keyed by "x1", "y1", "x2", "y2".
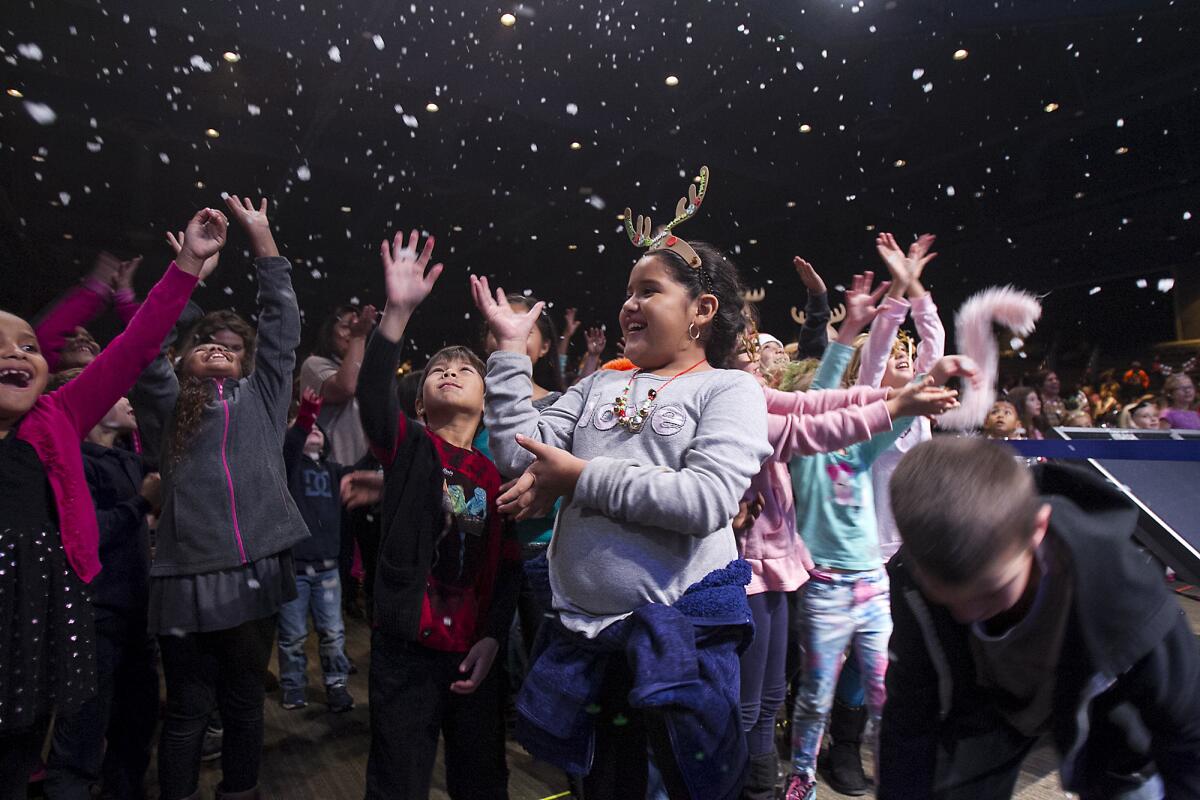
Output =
[{"x1": 784, "y1": 772, "x2": 816, "y2": 800}]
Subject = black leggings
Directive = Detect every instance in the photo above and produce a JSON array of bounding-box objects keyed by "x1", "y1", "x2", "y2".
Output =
[
  {"x1": 0, "y1": 719, "x2": 49, "y2": 800},
  {"x1": 156, "y1": 616, "x2": 276, "y2": 800}
]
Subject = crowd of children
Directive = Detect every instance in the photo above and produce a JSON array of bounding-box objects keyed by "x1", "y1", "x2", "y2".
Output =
[{"x1": 0, "y1": 167, "x2": 1198, "y2": 800}]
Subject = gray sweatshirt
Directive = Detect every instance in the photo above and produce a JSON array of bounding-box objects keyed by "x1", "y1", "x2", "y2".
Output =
[{"x1": 485, "y1": 351, "x2": 771, "y2": 637}]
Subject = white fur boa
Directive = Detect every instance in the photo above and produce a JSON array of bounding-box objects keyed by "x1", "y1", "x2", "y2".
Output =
[{"x1": 937, "y1": 286, "x2": 1042, "y2": 430}]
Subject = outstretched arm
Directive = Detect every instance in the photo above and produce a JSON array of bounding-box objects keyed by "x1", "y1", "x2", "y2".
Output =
[
  {"x1": 358, "y1": 230, "x2": 443, "y2": 467},
  {"x1": 34, "y1": 252, "x2": 121, "y2": 372},
  {"x1": 224, "y1": 195, "x2": 299, "y2": 425},
  {"x1": 54, "y1": 209, "x2": 226, "y2": 439}
]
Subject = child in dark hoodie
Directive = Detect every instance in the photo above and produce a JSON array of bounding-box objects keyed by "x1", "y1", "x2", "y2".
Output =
[
  {"x1": 277, "y1": 389, "x2": 353, "y2": 713},
  {"x1": 42, "y1": 379, "x2": 161, "y2": 800},
  {"x1": 880, "y1": 437, "x2": 1200, "y2": 799}
]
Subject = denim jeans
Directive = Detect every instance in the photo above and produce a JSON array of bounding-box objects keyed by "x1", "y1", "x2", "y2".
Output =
[
  {"x1": 790, "y1": 568, "x2": 891, "y2": 777},
  {"x1": 276, "y1": 567, "x2": 350, "y2": 690}
]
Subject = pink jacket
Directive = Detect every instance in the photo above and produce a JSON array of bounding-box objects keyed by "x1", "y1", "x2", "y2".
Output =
[
  {"x1": 34, "y1": 278, "x2": 141, "y2": 373},
  {"x1": 17, "y1": 264, "x2": 196, "y2": 582},
  {"x1": 738, "y1": 384, "x2": 893, "y2": 594}
]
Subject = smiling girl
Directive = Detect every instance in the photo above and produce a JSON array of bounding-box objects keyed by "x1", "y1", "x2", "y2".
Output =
[{"x1": 0, "y1": 211, "x2": 217, "y2": 800}]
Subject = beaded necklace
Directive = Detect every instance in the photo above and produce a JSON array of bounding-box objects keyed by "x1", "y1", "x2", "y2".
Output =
[{"x1": 613, "y1": 357, "x2": 708, "y2": 432}]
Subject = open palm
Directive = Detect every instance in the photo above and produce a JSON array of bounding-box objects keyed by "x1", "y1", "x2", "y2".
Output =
[
  {"x1": 469, "y1": 274, "x2": 544, "y2": 347},
  {"x1": 382, "y1": 229, "x2": 444, "y2": 311}
]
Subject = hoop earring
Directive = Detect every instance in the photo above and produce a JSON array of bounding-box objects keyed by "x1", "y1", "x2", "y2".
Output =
[{"x1": 688, "y1": 322, "x2": 701, "y2": 341}]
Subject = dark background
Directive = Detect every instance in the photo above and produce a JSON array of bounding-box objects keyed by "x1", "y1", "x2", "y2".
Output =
[{"x1": 1, "y1": 0, "x2": 1196, "y2": 369}]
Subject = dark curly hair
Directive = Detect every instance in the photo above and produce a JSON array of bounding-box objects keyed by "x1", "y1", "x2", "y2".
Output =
[
  {"x1": 167, "y1": 375, "x2": 213, "y2": 467},
  {"x1": 478, "y1": 293, "x2": 564, "y2": 393},
  {"x1": 650, "y1": 241, "x2": 747, "y2": 369},
  {"x1": 181, "y1": 311, "x2": 257, "y2": 375}
]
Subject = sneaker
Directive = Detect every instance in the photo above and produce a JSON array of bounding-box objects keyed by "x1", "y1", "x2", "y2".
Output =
[
  {"x1": 326, "y1": 683, "x2": 354, "y2": 713},
  {"x1": 200, "y1": 720, "x2": 223, "y2": 762},
  {"x1": 784, "y1": 773, "x2": 816, "y2": 800},
  {"x1": 281, "y1": 688, "x2": 308, "y2": 710}
]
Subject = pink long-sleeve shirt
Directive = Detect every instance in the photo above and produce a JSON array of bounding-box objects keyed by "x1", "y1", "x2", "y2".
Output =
[
  {"x1": 16, "y1": 264, "x2": 196, "y2": 581},
  {"x1": 738, "y1": 384, "x2": 893, "y2": 594},
  {"x1": 34, "y1": 278, "x2": 141, "y2": 373}
]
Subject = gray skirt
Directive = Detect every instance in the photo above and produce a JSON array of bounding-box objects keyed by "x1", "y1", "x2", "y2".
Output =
[{"x1": 150, "y1": 551, "x2": 298, "y2": 636}]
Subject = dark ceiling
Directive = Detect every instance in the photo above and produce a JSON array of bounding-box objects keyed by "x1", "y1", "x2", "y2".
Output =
[{"x1": 1, "y1": 0, "x2": 1197, "y2": 364}]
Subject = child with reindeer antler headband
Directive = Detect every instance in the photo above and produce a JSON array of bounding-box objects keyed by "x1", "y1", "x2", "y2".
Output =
[{"x1": 472, "y1": 167, "x2": 959, "y2": 799}]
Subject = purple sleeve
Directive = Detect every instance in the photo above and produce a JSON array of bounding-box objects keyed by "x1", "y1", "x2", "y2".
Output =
[
  {"x1": 34, "y1": 279, "x2": 111, "y2": 373},
  {"x1": 112, "y1": 288, "x2": 141, "y2": 326},
  {"x1": 46, "y1": 264, "x2": 198, "y2": 439}
]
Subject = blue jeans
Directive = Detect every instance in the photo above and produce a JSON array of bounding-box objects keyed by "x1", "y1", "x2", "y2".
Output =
[
  {"x1": 276, "y1": 567, "x2": 350, "y2": 690},
  {"x1": 790, "y1": 568, "x2": 891, "y2": 777}
]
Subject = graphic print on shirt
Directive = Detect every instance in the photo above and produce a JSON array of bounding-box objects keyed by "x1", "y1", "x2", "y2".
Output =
[
  {"x1": 593, "y1": 402, "x2": 618, "y2": 431},
  {"x1": 302, "y1": 465, "x2": 332, "y2": 498},
  {"x1": 651, "y1": 403, "x2": 686, "y2": 436},
  {"x1": 426, "y1": 471, "x2": 490, "y2": 632},
  {"x1": 826, "y1": 462, "x2": 861, "y2": 507}
]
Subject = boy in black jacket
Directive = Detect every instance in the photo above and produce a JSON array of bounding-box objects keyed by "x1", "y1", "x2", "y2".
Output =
[
  {"x1": 357, "y1": 231, "x2": 519, "y2": 800},
  {"x1": 43, "y1": 384, "x2": 161, "y2": 799},
  {"x1": 277, "y1": 389, "x2": 354, "y2": 712},
  {"x1": 880, "y1": 438, "x2": 1200, "y2": 800}
]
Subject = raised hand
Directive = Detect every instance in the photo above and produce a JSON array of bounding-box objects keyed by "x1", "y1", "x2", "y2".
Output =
[
  {"x1": 347, "y1": 304, "x2": 379, "y2": 338},
  {"x1": 113, "y1": 255, "x2": 143, "y2": 292},
  {"x1": 469, "y1": 274, "x2": 544, "y2": 353},
  {"x1": 383, "y1": 230, "x2": 444, "y2": 312},
  {"x1": 887, "y1": 377, "x2": 960, "y2": 420},
  {"x1": 874, "y1": 233, "x2": 912, "y2": 298},
  {"x1": 837, "y1": 271, "x2": 891, "y2": 343},
  {"x1": 167, "y1": 230, "x2": 220, "y2": 282},
  {"x1": 794, "y1": 257, "x2": 827, "y2": 295},
  {"x1": 88, "y1": 251, "x2": 122, "y2": 290},
  {"x1": 223, "y1": 195, "x2": 279, "y2": 258},
  {"x1": 175, "y1": 208, "x2": 229, "y2": 277},
  {"x1": 906, "y1": 233, "x2": 938, "y2": 290},
  {"x1": 562, "y1": 308, "x2": 582, "y2": 340},
  {"x1": 585, "y1": 326, "x2": 607, "y2": 356}
]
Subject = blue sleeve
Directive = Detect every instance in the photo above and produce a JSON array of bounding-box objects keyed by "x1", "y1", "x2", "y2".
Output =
[{"x1": 812, "y1": 341, "x2": 854, "y2": 391}]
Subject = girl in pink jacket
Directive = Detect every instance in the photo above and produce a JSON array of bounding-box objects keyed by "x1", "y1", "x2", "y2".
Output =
[{"x1": 0, "y1": 209, "x2": 221, "y2": 798}]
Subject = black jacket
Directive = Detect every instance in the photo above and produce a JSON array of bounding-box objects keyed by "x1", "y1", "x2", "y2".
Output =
[
  {"x1": 356, "y1": 331, "x2": 519, "y2": 648},
  {"x1": 879, "y1": 462, "x2": 1200, "y2": 799},
  {"x1": 81, "y1": 441, "x2": 152, "y2": 619}
]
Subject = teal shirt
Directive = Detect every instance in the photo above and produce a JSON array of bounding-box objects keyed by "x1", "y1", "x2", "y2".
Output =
[
  {"x1": 788, "y1": 342, "x2": 911, "y2": 571},
  {"x1": 474, "y1": 424, "x2": 558, "y2": 547}
]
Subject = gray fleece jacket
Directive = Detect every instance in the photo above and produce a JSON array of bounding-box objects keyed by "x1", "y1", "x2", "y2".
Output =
[
  {"x1": 485, "y1": 351, "x2": 771, "y2": 637},
  {"x1": 132, "y1": 256, "x2": 310, "y2": 577}
]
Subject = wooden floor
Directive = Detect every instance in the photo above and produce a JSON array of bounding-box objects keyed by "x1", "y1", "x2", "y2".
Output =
[{"x1": 129, "y1": 590, "x2": 1200, "y2": 799}]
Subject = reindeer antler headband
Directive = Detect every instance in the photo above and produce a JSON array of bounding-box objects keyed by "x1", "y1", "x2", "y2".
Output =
[{"x1": 624, "y1": 166, "x2": 711, "y2": 284}]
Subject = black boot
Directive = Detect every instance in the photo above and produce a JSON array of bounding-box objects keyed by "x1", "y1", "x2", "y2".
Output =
[
  {"x1": 823, "y1": 699, "x2": 868, "y2": 795},
  {"x1": 741, "y1": 752, "x2": 779, "y2": 800}
]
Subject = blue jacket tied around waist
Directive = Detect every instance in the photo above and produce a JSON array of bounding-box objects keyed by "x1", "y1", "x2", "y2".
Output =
[{"x1": 516, "y1": 558, "x2": 754, "y2": 800}]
